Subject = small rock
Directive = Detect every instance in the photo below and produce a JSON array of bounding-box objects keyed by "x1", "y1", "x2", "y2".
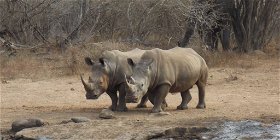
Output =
[
  {"x1": 150, "y1": 112, "x2": 171, "y2": 117},
  {"x1": 253, "y1": 50, "x2": 266, "y2": 55},
  {"x1": 201, "y1": 135, "x2": 211, "y2": 140},
  {"x1": 99, "y1": 109, "x2": 115, "y2": 119},
  {"x1": 165, "y1": 127, "x2": 187, "y2": 136},
  {"x1": 60, "y1": 120, "x2": 73, "y2": 124},
  {"x1": 1, "y1": 80, "x2": 8, "y2": 84},
  {"x1": 188, "y1": 126, "x2": 210, "y2": 133},
  {"x1": 37, "y1": 136, "x2": 52, "y2": 140},
  {"x1": 226, "y1": 74, "x2": 238, "y2": 82},
  {"x1": 70, "y1": 88, "x2": 75, "y2": 91},
  {"x1": 71, "y1": 117, "x2": 91, "y2": 123},
  {"x1": 11, "y1": 118, "x2": 45, "y2": 132}
]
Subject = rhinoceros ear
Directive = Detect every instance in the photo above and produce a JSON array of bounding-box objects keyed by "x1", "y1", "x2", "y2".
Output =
[
  {"x1": 142, "y1": 58, "x2": 153, "y2": 71},
  {"x1": 127, "y1": 58, "x2": 135, "y2": 67},
  {"x1": 99, "y1": 57, "x2": 106, "y2": 66},
  {"x1": 85, "y1": 57, "x2": 94, "y2": 65}
]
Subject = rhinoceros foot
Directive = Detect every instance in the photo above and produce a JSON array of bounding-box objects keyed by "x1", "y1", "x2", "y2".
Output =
[
  {"x1": 161, "y1": 103, "x2": 168, "y2": 111},
  {"x1": 151, "y1": 107, "x2": 163, "y2": 113},
  {"x1": 109, "y1": 105, "x2": 117, "y2": 111},
  {"x1": 196, "y1": 103, "x2": 206, "y2": 109},
  {"x1": 116, "y1": 106, "x2": 128, "y2": 112},
  {"x1": 150, "y1": 112, "x2": 171, "y2": 117},
  {"x1": 136, "y1": 104, "x2": 147, "y2": 108},
  {"x1": 176, "y1": 105, "x2": 188, "y2": 110}
]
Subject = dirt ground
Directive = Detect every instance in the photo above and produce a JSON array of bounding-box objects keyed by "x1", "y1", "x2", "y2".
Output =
[{"x1": 0, "y1": 54, "x2": 279, "y2": 139}]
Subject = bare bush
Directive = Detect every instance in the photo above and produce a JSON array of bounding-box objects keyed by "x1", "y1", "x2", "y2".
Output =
[
  {"x1": 0, "y1": 0, "x2": 225, "y2": 51},
  {"x1": 229, "y1": 0, "x2": 280, "y2": 52}
]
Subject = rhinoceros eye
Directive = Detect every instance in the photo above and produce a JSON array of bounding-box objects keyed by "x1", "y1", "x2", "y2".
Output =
[
  {"x1": 89, "y1": 77, "x2": 94, "y2": 82},
  {"x1": 99, "y1": 81, "x2": 103, "y2": 85}
]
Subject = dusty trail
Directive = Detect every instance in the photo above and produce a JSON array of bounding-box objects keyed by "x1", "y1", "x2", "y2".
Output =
[{"x1": 0, "y1": 56, "x2": 279, "y2": 139}]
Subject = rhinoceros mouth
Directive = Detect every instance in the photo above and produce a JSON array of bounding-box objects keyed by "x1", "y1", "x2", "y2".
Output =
[
  {"x1": 125, "y1": 99, "x2": 138, "y2": 103},
  {"x1": 86, "y1": 97, "x2": 98, "y2": 100},
  {"x1": 125, "y1": 95, "x2": 140, "y2": 103},
  {"x1": 86, "y1": 94, "x2": 100, "y2": 99}
]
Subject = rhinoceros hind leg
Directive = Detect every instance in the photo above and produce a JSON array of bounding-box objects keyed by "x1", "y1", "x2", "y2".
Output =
[
  {"x1": 151, "y1": 84, "x2": 170, "y2": 113},
  {"x1": 196, "y1": 81, "x2": 206, "y2": 109},
  {"x1": 177, "y1": 90, "x2": 192, "y2": 110}
]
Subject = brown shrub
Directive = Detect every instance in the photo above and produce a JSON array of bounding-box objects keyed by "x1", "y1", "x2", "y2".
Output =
[
  {"x1": 0, "y1": 42, "x2": 152, "y2": 80},
  {"x1": 0, "y1": 41, "x2": 277, "y2": 80}
]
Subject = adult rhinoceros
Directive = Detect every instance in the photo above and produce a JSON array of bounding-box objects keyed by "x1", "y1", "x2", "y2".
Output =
[
  {"x1": 81, "y1": 48, "x2": 149, "y2": 111},
  {"x1": 125, "y1": 47, "x2": 208, "y2": 113}
]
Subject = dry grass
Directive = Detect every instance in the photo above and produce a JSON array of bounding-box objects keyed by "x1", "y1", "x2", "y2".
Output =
[
  {"x1": 0, "y1": 42, "x2": 151, "y2": 80},
  {"x1": 0, "y1": 41, "x2": 278, "y2": 80}
]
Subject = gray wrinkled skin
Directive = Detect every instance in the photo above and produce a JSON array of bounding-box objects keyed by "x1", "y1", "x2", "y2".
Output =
[
  {"x1": 81, "y1": 60, "x2": 109, "y2": 100},
  {"x1": 126, "y1": 47, "x2": 208, "y2": 113},
  {"x1": 82, "y1": 48, "x2": 147, "y2": 111},
  {"x1": 125, "y1": 59, "x2": 152, "y2": 103}
]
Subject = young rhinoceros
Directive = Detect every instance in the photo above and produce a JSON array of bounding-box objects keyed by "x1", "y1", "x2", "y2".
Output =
[
  {"x1": 125, "y1": 47, "x2": 208, "y2": 113},
  {"x1": 81, "y1": 48, "x2": 148, "y2": 111}
]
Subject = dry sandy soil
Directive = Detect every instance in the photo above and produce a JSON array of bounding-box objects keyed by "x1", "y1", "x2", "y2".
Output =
[{"x1": 0, "y1": 54, "x2": 279, "y2": 139}]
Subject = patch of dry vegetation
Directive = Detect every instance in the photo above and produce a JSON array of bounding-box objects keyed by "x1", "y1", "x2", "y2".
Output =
[
  {"x1": 0, "y1": 42, "x2": 152, "y2": 80},
  {"x1": 1, "y1": 41, "x2": 278, "y2": 81}
]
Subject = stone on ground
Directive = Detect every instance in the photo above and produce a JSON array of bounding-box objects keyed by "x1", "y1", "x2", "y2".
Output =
[
  {"x1": 99, "y1": 109, "x2": 115, "y2": 119},
  {"x1": 71, "y1": 117, "x2": 91, "y2": 123},
  {"x1": 11, "y1": 118, "x2": 45, "y2": 132},
  {"x1": 149, "y1": 112, "x2": 171, "y2": 117}
]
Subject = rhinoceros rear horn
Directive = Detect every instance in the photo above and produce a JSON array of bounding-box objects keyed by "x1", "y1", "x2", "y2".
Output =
[
  {"x1": 124, "y1": 74, "x2": 135, "y2": 85},
  {"x1": 80, "y1": 75, "x2": 91, "y2": 91}
]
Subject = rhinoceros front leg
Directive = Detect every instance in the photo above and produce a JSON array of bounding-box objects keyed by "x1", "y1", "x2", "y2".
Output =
[
  {"x1": 116, "y1": 84, "x2": 128, "y2": 112},
  {"x1": 136, "y1": 93, "x2": 149, "y2": 108},
  {"x1": 177, "y1": 90, "x2": 192, "y2": 110},
  {"x1": 148, "y1": 92, "x2": 168, "y2": 110},
  {"x1": 107, "y1": 91, "x2": 118, "y2": 111},
  {"x1": 151, "y1": 84, "x2": 170, "y2": 113}
]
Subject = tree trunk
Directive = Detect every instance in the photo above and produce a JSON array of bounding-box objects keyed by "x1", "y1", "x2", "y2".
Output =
[{"x1": 230, "y1": 0, "x2": 279, "y2": 52}]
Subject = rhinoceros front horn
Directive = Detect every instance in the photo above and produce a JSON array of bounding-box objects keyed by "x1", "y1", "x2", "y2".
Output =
[
  {"x1": 124, "y1": 74, "x2": 131, "y2": 85},
  {"x1": 80, "y1": 75, "x2": 91, "y2": 91}
]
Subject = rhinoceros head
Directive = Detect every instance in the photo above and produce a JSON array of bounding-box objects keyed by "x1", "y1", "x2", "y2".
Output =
[
  {"x1": 81, "y1": 57, "x2": 110, "y2": 99},
  {"x1": 125, "y1": 58, "x2": 153, "y2": 103}
]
